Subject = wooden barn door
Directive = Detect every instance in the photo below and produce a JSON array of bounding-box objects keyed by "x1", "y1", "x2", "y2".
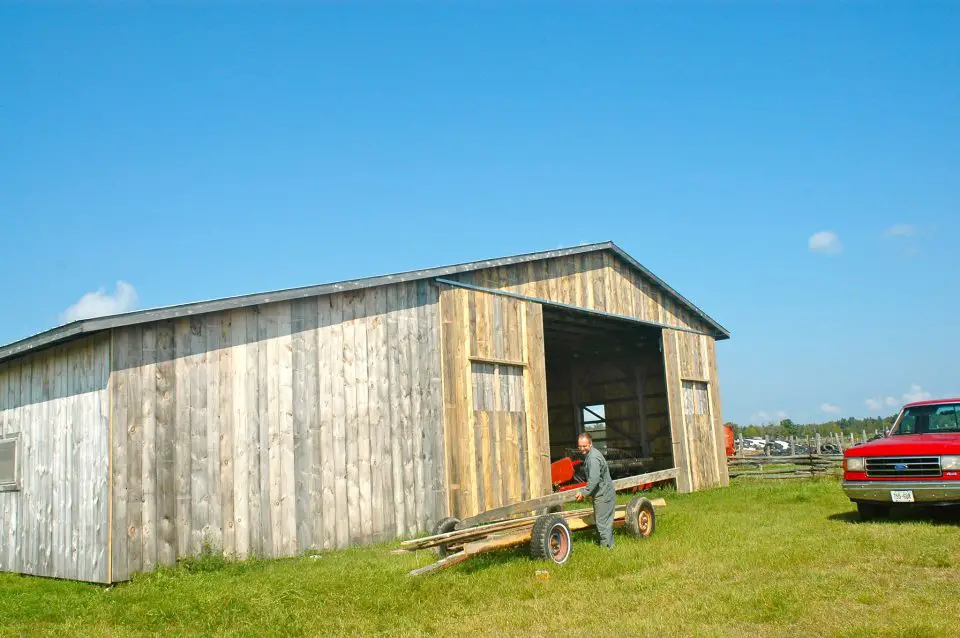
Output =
[
  {"x1": 662, "y1": 328, "x2": 729, "y2": 493},
  {"x1": 438, "y1": 285, "x2": 550, "y2": 519}
]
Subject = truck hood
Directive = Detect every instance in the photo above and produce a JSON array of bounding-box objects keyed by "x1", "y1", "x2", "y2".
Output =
[{"x1": 847, "y1": 433, "x2": 960, "y2": 457}]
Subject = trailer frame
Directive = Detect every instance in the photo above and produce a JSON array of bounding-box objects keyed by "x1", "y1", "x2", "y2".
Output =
[{"x1": 397, "y1": 467, "x2": 677, "y2": 576}]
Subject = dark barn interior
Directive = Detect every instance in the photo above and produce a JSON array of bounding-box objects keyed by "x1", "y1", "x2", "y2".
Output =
[{"x1": 542, "y1": 306, "x2": 673, "y2": 478}]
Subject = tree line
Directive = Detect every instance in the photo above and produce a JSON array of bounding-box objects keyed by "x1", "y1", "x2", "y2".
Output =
[{"x1": 726, "y1": 414, "x2": 899, "y2": 440}]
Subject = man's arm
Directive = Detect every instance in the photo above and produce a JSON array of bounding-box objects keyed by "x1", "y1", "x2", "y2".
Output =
[{"x1": 583, "y1": 452, "x2": 601, "y2": 497}]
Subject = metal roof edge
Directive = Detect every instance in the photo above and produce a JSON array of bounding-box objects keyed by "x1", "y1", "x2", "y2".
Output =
[
  {"x1": 604, "y1": 241, "x2": 730, "y2": 340},
  {"x1": 434, "y1": 277, "x2": 715, "y2": 338},
  {"x1": 0, "y1": 242, "x2": 613, "y2": 363},
  {"x1": 0, "y1": 240, "x2": 729, "y2": 363}
]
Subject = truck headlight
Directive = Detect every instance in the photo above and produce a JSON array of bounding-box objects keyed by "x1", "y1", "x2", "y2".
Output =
[
  {"x1": 844, "y1": 457, "x2": 865, "y2": 472},
  {"x1": 941, "y1": 456, "x2": 960, "y2": 471}
]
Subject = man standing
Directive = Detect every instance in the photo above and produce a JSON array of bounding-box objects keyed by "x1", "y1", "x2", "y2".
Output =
[{"x1": 574, "y1": 432, "x2": 616, "y2": 548}]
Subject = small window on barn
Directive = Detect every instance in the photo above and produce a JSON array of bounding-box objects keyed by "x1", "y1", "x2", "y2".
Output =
[
  {"x1": 471, "y1": 362, "x2": 525, "y2": 413},
  {"x1": 0, "y1": 435, "x2": 19, "y2": 492},
  {"x1": 682, "y1": 380, "x2": 710, "y2": 416},
  {"x1": 582, "y1": 404, "x2": 606, "y2": 432},
  {"x1": 580, "y1": 404, "x2": 608, "y2": 452}
]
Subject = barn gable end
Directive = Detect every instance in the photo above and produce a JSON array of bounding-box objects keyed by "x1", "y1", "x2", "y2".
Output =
[
  {"x1": 450, "y1": 251, "x2": 718, "y2": 336},
  {"x1": 0, "y1": 334, "x2": 110, "y2": 583}
]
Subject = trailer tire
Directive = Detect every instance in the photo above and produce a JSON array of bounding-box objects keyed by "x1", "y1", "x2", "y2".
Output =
[
  {"x1": 432, "y1": 516, "x2": 461, "y2": 557},
  {"x1": 625, "y1": 496, "x2": 656, "y2": 538},
  {"x1": 529, "y1": 514, "x2": 573, "y2": 565}
]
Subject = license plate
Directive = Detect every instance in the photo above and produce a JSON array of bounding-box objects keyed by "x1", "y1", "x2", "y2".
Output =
[{"x1": 890, "y1": 490, "x2": 914, "y2": 503}]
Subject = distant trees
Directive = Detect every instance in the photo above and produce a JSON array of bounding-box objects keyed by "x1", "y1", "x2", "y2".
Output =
[
  {"x1": 726, "y1": 414, "x2": 897, "y2": 440},
  {"x1": 779, "y1": 418, "x2": 801, "y2": 437}
]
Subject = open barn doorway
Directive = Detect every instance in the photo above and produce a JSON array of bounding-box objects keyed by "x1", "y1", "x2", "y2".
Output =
[{"x1": 542, "y1": 307, "x2": 673, "y2": 481}]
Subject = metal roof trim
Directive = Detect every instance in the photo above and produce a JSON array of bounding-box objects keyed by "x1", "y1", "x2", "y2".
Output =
[{"x1": 0, "y1": 241, "x2": 728, "y2": 363}]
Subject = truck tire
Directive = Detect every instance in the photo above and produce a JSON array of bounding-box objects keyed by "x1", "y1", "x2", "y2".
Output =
[
  {"x1": 432, "y1": 516, "x2": 461, "y2": 557},
  {"x1": 529, "y1": 513, "x2": 573, "y2": 565},
  {"x1": 856, "y1": 502, "x2": 890, "y2": 521},
  {"x1": 625, "y1": 495, "x2": 656, "y2": 538}
]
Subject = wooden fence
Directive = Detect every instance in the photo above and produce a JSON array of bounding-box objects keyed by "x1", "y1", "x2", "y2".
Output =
[
  {"x1": 728, "y1": 455, "x2": 842, "y2": 480},
  {"x1": 728, "y1": 431, "x2": 884, "y2": 480}
]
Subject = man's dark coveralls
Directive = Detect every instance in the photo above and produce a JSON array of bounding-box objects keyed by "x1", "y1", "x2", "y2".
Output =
[{"x1": 583, "y1": 446, "x2": 616, "y2": 547}]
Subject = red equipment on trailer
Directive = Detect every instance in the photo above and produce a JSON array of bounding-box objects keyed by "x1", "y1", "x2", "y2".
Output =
[
  {"x1": 550, "y1": 456, "x2": 669, "y2": 493},
  {"x1": 550, "y1": 457, "x2": 587, "y2": 492}
]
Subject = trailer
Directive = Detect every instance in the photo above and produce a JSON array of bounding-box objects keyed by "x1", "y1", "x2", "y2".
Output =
[{"x1": 397, "y1": 468, "x2": 677, "y2": 576}]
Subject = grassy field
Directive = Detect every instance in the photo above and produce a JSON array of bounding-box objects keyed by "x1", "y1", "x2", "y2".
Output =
[{"x1": 2, "y1": 477, "x2": 958, "y2": 637}]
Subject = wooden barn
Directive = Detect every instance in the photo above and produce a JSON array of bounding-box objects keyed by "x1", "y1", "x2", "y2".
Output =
[{"x1": 0, "y1": 242, "x2": 730, "y2": 583}]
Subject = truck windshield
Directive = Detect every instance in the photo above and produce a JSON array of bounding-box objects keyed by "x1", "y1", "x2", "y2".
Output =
[{"x1": 892, "y1": 404, "x2": 960, "y2": 435}]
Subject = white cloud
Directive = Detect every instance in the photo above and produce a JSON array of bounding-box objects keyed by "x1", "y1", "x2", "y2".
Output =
[
  {"x1": 821, "y1": 403, "x2": 842, "y2": 415},
  {"x1": 750, "y1": 410, "x2": 788, "y2": 424},
  {"x1": 902, "y1": 384, "x2": 932, "y2": 403},
  {"x1": 865, "y1": 384, "x2": 932, "y2": 412},
  {"x1": 60, "y1": 281, "x2": 138, "y2": 324},
  {"x1": 808, "y1": 231, "x2": 842, "y2": 255},
  {"x1": 884, "y1": 223, "x2": 915, "y2": 238}
]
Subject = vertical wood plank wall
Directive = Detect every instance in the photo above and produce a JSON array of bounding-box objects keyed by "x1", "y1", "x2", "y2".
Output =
[
  {"x1": 455, "y1": 252, "x2": 728, "y2": 492},
  {"x1": 0, "y1": 335, "x2": 111, "y2": 583},
  {"x1": 662, "y1": 328, "x2": 730, "y2": 492},
  {"x1": 455, "y1": 252, "x2": 714, "y2": 335},
  {"x1": 109, "y1": 281, "x2": 446, "y2": 581},
  {"x1": 439, "y1": 286, "x2": 550, "y2": 519}
]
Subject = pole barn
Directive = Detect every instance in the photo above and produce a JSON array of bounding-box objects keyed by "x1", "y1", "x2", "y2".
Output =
[{"x1": 0, "y1": 242, "x2": 730, "y2": 583}]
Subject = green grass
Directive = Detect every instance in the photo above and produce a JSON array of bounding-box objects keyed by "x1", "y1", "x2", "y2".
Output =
[{"x1": 2, "y1": 478, "x2": 959, "y2": 637}]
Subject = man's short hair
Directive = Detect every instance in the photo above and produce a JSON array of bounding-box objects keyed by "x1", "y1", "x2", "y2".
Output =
[{"x1": 578, "y1": 432, "x2": 592, "y2": 443}]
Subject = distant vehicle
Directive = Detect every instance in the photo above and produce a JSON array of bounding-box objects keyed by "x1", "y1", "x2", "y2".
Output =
[{"x1": 842, "y1": 398, "x2": 960, "y2": 520}]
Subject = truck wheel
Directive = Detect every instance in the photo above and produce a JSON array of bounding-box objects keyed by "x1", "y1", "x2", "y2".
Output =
[
  {"x1": 626, "y1": 495, "x2": 656, "y2": 538},
  {"x1": 856, "y1": 502, "x2": 890, "y2": 521},
  {"x1": 432, "y1": 516, "x2": 461, "y2": 557},
  {"x1": 529, "y1": 513, "x2": 573, "y2": 565}
]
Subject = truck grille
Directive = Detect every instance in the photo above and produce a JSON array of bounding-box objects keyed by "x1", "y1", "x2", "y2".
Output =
[{"x1": 865, "y1": 456, "x2": 941, "y2": 478}]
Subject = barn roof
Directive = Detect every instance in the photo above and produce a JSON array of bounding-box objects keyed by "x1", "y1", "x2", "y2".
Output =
[{"x1": 0, "y1": 241, "x2": 729, "y2": 363}]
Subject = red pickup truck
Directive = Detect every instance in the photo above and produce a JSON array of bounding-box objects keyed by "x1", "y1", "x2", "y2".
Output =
[{"x1": 842, "y1": 398, "x2": 960, "y2": 520}]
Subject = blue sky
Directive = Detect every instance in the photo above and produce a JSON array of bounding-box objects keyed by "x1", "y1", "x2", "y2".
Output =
[{"x1": 2, "y1": 4, "x2": 957, "y2": 425}]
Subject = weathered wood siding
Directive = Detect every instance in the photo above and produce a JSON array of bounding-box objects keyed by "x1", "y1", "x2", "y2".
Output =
[
  {"x1": 662, "y1": 329, "x2": 729, "y2": 492},
  {"x1": 439, "y1": 285, "x2": 550, "y2": 519},
  {"x1": 0, "y1": 335, "x2": 111, "y2": 583},
  {"x1": 455, "y1": 252, "x2": 714, "y2": 335},
  {"x1": 455, "y1": 251, "x2": 727, "y2": 492},
  {"x1": 109, "y1": 281, "x2": 445, "y2": 581}
]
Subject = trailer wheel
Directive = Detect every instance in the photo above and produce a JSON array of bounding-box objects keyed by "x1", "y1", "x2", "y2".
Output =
[
  {"x1": 530, "y1": 514, "x2": 572, "y2": 565},
  {"x1": 626, "y1": 496, "x2": 656, "y2": 538},
  {"x1": 432, "y1": 516, "x2": 461, "y2": 557}
]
